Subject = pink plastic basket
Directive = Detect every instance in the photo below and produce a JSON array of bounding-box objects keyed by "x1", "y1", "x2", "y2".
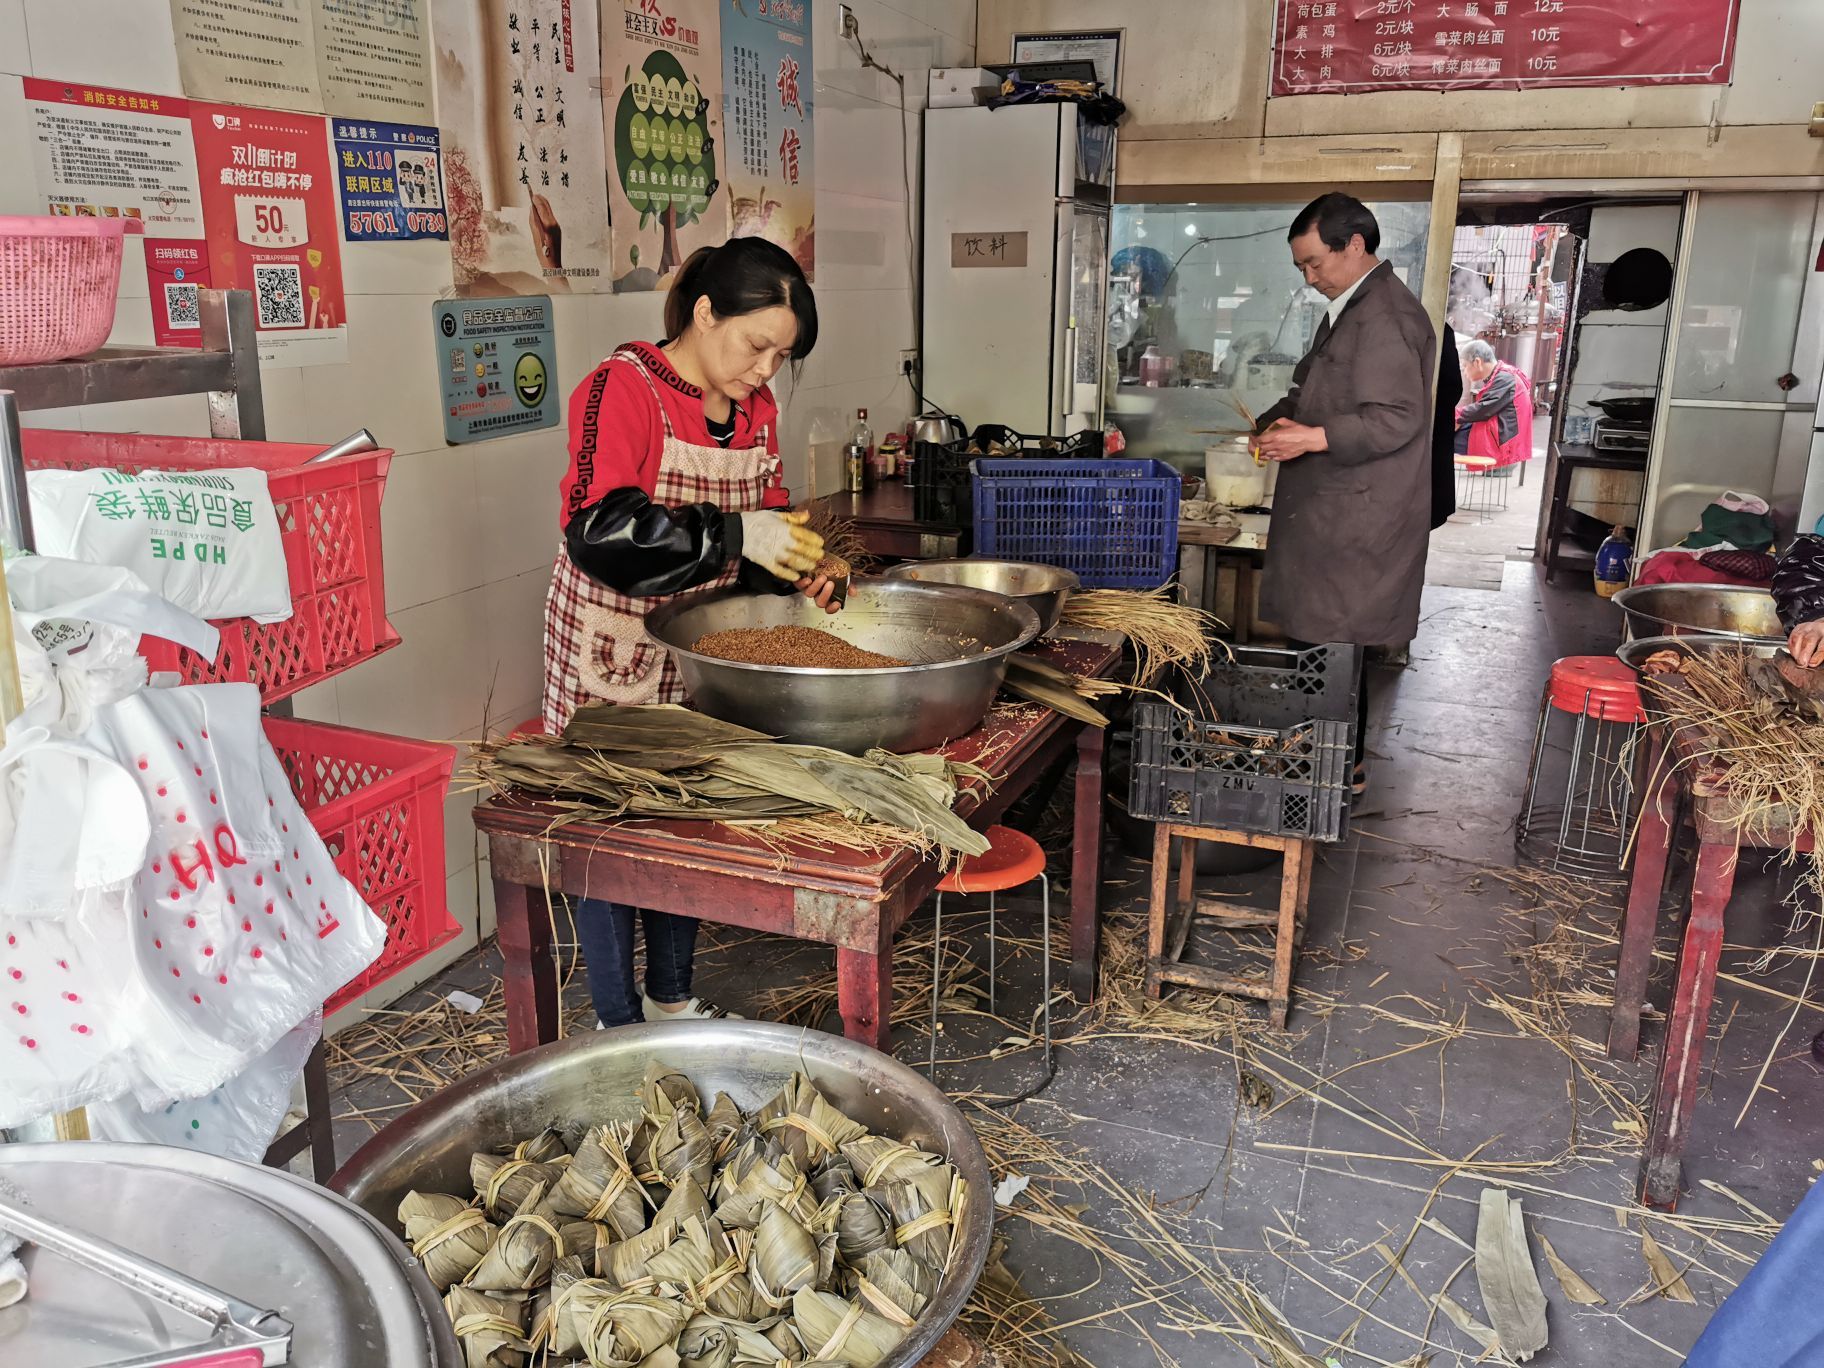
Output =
[
  {"x1": 21, "y1": 430, "x2": 399, "y2": 705},
  {"x1": 262, "y1": 717, "x2": 461, "y2": 1014},
  {"x1": 0, "y1": 215, "x2": 142, "y2": 365}
]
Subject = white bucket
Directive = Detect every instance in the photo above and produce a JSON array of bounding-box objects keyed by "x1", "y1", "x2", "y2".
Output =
[{"x1": 1205, "y1": 438, "x2": 1269, "y2": 509}]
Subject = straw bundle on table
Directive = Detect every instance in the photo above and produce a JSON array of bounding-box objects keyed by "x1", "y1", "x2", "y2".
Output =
[{"x1": 1059, "y1": 588, "x2": 1222, "y2": 685}]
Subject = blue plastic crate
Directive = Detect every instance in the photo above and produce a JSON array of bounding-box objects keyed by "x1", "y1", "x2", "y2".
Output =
[{"x1": 972, "y1": 457, "x2": 1181, "y2": 589}]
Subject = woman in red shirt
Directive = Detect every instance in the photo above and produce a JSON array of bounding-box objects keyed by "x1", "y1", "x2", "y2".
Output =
[{"x1": 544, "y1": 237, "x2": 834, "y2": 1028}]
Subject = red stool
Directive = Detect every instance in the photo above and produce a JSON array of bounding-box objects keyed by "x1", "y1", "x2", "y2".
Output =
[
  {"x1": 929, "y1": 825, "x2": 1053, "y2": 1089},
  {"x1": 1516, "y1": 656, "x2": 1646, "y2": 875}
]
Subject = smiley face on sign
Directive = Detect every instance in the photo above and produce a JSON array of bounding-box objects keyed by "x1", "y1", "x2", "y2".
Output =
[{"x1": 513, "y1": 352, "x2": 547, "y2": 409}]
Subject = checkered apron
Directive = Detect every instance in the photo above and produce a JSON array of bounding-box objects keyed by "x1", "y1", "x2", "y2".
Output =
[{"x1": 542, "y1": 350, "x2": 779, "y2": 732}]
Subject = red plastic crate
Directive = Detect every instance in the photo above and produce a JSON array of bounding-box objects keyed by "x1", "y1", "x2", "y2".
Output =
[
  {"x1": 261, "y1": 717, "x2": 460, "y2": 1013},
  {"x1": 20, "y1": 430, "x2": 399, "y2": 705}
]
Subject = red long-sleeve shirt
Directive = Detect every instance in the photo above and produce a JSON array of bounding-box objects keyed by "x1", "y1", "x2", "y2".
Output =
[{"x1": 557, "y1": 341, "x2": 784, "y2": 529}]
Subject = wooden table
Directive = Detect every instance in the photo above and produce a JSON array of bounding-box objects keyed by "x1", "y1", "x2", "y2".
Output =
[
  {"x1": 821, "y1": 484, "x2": 964, "y2": 561},
  {"x1": 1609, "y1": 708, "x2": 1815, "y2": 1209},
  {"x1": 475, "y1": 636, "x2": 1120, "y2": 1054}
]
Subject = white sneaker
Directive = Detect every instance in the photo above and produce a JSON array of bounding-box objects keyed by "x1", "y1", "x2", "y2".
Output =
[{"x1": 642, "y1": 994, "x2": 742, "y2": 1022}]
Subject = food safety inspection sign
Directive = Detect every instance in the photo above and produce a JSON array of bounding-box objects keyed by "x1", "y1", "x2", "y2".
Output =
[{"x1": 433, "y1": 295, "x2": 559, "y2": 443}]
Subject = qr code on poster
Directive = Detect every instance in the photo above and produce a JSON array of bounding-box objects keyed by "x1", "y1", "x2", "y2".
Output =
[
  {"x1": 162, "y1": 282, "x2": 200, "y2": 330},
  {"x1": 253, "y1": 263, "x2": 304, "y2": 328}
]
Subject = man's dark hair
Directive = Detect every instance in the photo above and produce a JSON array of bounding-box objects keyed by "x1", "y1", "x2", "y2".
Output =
[{"x1": 1289, "y1": 193, "x2": 1381, "y2": 255}]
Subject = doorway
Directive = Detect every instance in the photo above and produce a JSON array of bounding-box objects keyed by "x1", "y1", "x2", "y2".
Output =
[{"x1": 1426, "y1": 219, "x2": 1571, "y2": 591}]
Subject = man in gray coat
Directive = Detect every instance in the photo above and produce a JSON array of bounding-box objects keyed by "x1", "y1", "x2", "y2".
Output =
[{"x1": 1255, "y1": 193, "x2": 1436, "y2": 790}]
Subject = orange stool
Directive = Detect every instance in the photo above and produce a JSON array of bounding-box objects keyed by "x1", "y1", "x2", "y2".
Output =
[
  {"x1": 929, "y1": 825, "x2": 1053, "y2": 1088},
  {"x1": 1517, "y1": 656, "x2": 1647, "y2": 875}
]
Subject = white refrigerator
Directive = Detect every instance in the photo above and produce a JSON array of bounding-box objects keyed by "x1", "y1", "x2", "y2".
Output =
[{"x1": 921, "y1": 102, "x2": 1114, "y2": 436}]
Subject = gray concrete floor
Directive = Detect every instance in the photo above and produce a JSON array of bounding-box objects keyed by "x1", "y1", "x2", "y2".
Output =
[{"x1": 327, "y1": 559, "x2": 1821, "y2": 1366}]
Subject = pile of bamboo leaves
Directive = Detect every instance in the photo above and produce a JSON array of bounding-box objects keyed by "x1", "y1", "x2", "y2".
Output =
[{"x1": 472, "y1": 704, "x2": 990, "y2": 861}]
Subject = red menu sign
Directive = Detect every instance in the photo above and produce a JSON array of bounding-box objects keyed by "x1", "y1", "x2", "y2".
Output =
[{"x1": 1271, "y1": 0, "x2": 1740, "y2": 95}]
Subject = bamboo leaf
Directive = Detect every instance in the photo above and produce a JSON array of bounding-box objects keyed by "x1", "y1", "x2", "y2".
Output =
[
  {"x1": 1474, "y1": 1188, "x2": 1549, "y2": 1360},
  {"x1": 1537, "y1": 1234, "x2": 1607, "y2": 1306},
  {"x1": 1639, "y1": 1228, "x2": 1697, "y2": 1303}
]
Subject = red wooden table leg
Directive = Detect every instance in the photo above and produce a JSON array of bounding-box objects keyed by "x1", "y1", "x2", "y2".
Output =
[
  {"x1": 837, "y1": 946, "x2": 893, "y2": 1052},
  {"x1": 1070, "y1": 722, "x2": 1106, "y2": 1002},
  {"x1": 496, "y1": 872, "x2": 558, "y2": 1054},
  {"x1": 1639, "y1": 837, "x2": 1736, "y2": 1210},
  {"x1": 1610, "y1": 727, "x2": 1675, "y2": 1060}
]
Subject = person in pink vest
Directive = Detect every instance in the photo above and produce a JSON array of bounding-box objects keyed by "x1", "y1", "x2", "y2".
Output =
[{"x1": 1452, "y1": 339, "x2": 1534, "y2": 466}]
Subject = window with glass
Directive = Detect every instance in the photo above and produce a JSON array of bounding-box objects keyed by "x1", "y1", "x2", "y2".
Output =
[{"x1": 1107, "y1": 201, "x2": 1433, "y2": 471}]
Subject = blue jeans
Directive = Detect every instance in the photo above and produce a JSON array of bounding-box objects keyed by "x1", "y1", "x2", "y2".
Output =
[{"x1": 574, "y1": 900, "x2": 697, "y2": 1028}]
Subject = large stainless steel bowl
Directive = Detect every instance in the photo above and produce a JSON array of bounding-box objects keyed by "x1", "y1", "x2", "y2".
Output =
[
  {"x1": 1617, "y1": 632, "x2": 1783, "y2": 672},
  {"x1": 883, "y1": 558, "x2": 1080, "y2": 635},
  {"x1": 331, "y1": 1021, "x2": 992, "y2": 1368},
  {"x1": 1612, "y1": 583, "x2": 1784, "y2": 643},
  {"x1": 645, "y1": 579, "x2": 1040, "y2": 753}
]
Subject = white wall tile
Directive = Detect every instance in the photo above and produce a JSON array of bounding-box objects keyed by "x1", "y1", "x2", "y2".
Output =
[
  {"x1": 329, "y1": 587, "x2": 495, "y2": 742},
  {"x1": 0, "y1": 2, "x2": 28, "y2": 74},
  {"x1": 307, "y1": 294, "x2": 450, "y2": 454},
  {"x1": 377, "y1": 445, "x2": 486, "y2": 613},
  {"x1": 812, "y1": 190, "x2": 911, "y2": 294},
  {"x1": 473, "y1": 436, "x2": 567, "y2": 582},
  {"x1": 477, "y1": 567, "x2": 552, "y2": 731},
  {"x1": 23, "y1": 0, "x2": 181, "y2": 94},
  {"x1": 340, "y1": 238, "x2": 456, "y2": 300}
]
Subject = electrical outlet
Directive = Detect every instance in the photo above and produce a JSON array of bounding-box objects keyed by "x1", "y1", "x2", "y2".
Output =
[
  {"x1": 836, "y1": 4, "x2": 857, "y2": 38},
  {"x1": 899, "y1": 349, "x2": 918, "y2": 375}
]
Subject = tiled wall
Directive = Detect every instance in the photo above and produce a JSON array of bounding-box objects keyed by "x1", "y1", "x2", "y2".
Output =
[{"x1": 0, "y1": 0, "x2": 975, "y2": 1027}]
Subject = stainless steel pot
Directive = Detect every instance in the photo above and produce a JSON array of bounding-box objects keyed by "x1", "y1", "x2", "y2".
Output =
[
  {"x1": 332, "y1": 1021, "x2": 993, "y2": 1368},
  {"x1": 0, "y1": 1141, "x2": 457, "y2": 1366},
  {"x1": 883, "y1": 558, "x2": 1079, "y2": 635},
  {"x1": 1616, "y1": 632, "x2": 1783, "y2": 672},
  {"x1": 910, "y1": 411, "x2": 967, "y2": 447},
  {"x1": 1612, "y1": 583, "x2": 1784, "y2": 643},
  {"x1": 645, "y1": 579, "x2": 1041, "y2": 753}
]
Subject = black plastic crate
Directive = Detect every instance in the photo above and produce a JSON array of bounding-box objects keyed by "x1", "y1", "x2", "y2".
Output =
[
  {"x1": 1128, "y1": 705, "x2": 1354, "y2": 841},
  {"x1": 910, "y1": 422, "x2": 1102, "y2": 528},
  {"x1": 1181, "y1": 642, "x2": 1361, "y2": 730}
]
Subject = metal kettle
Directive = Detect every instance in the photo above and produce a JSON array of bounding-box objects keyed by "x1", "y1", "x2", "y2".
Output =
[{"x1": 910, "y1": 410, "x2": 966, "y2": 447}]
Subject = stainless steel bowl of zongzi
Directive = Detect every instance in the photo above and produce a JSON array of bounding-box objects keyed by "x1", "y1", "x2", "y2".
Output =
[
  {"x1": 331, "y1": 1020, "x2": 993, "y2": 1368},
  {"x1": 1612, "y1": 583, "x2": 1785, "y2": 644},
  {"x1": 1616, "y1": 632, "x2": 1783, "y2": 673},
  {"x1": 645, "y1": 578, "x2": 1041, "y2": 753},
  {"x1": 882, "y1": 558, "x2": 1079, "y2": 635}
]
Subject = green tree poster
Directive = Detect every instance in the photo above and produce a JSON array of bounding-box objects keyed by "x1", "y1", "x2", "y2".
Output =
[{"x1": 602, "y1": 0, "x2": 726, "y2": 293}]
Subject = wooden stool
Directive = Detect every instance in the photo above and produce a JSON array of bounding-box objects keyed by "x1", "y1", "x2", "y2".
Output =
[
  {"x1": 929, "y1": 825, "x2": 1052, "y2": 1089},
  {"x1": 261, "y1": 1035, "x2": 336, "y2": 1182},
  {"x1": 1144, "y1": 822, "x2": 1314, "y2": 1028}
]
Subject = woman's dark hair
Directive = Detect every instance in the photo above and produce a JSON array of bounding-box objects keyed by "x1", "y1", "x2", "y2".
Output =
[
  {"x1": 1289, "y1": 192, "x2": 1381, "y2": 255},
  {"x1": 664, "y1": 237, "x2": 818, "y2": 358}
]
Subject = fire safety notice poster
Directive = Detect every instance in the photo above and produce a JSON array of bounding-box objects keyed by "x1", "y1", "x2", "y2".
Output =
[
  {"x1": 192, "y1": 103, "x2": 348, "y2": 367},
  {"x1": 1270, "y1": 0, "x2": 1740, "y2": 96},
  {"x1": 22, "y1": 79, "x2": 202, "y2": 234}
]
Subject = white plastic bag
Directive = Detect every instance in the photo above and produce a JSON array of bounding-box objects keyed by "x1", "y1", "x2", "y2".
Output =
[
  {"x1": 88, "y1": 1010, "x2": 321, "y2": 1162},
  {"x1": 27, "y1": 467, "x2": 292, "y2": 623}
]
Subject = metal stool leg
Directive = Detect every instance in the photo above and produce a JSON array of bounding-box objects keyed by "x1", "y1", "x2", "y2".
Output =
[
  {"x1": 928, "y1": 892, "x2": 944, "y2": 1075},
  {"x1": 987, "y1": 892, "x2": 997, "y2": 1017},
  {"x1": 1517, "y1": 688, "x2": 1553, "y2": 845}
]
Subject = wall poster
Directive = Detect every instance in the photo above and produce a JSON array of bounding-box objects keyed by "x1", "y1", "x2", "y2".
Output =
[
  {"x1": 169, "y1": 0, "x2": 325, "y2": 112},
  {"x1": 1011, "y1": 29, "x2": 1122, "y2": 93},
  {"x1": 721, "y1": 0, "x2": 813, "y2": 280},
  {"x1": 21, "y1": 79, "x2": 203, "y2": 233},
  {"x1": 435, "y1": 0, "x2": 610, "y2": 296},
  {"x1": 146, "y1": 240, "x2": 213, "y2": 349},
  {"x1": 314, "y1": 0, "x2": 435, "y2": 124},
  {"x1": 602, "y1": 0, "x2": 726, "y2": 292},
  {"x1": 333, "y1": 119, "x2": 447, "y2": 241},
  {"x1": 191, "y1": 103, "x2": 348, "y2": 366},
  {"x1": 1269, "y1": 0, "x2": 1740, "y2": 95},
  {"x1": 433, "y1": 295, "x2": 559, "y2": 443}
]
